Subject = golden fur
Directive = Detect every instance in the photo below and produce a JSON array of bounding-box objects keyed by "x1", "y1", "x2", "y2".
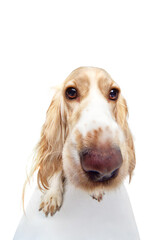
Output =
[{"x1": 23, "y1": 67, "x2": 135, "y2": 215}]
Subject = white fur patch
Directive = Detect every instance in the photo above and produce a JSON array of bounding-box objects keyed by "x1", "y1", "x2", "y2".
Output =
[{"x1": 73, "y1": 74, "x2": 122, "y2": 143}]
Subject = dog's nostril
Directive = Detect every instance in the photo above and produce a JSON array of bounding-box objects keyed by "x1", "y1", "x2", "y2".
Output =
[
  {"x1": 87, "y1": 170, "x2": 101, "y2": 180},
  {"x1": 88, "y1": 170, "x2": 100, "y2": 176},
  {"x1": 110, "y1": 168, "x2": 119, "y2": 178},
  {"x1": 86, "y1": 169, "x2": 120, "y2": 182}
]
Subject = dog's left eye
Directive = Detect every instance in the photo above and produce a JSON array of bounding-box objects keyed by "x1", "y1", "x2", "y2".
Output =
[
  {"x1": 109, "y1": 88, "x2": 119, "y2": 100},
  {"x1": 65, "y1": 87, "x2": 78, "y2": 100}
]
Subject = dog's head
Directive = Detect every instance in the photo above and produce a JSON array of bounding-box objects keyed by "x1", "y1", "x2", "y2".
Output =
[{"x1": 35, "y1": 67, "x2": 135, "y2": 193}]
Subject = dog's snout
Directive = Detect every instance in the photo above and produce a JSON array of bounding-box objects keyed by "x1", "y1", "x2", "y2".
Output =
[{"x1": 80, "y1": 146, "x2": 123, "y2": 182}]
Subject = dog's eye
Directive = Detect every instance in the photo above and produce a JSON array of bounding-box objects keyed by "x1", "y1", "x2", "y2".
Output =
[
  {"x1": 65, "y1": 87, "x2": 78, "y2": 100},
  {"x1": 109, "y1": 88, "x2": 119, "y2": 101}
]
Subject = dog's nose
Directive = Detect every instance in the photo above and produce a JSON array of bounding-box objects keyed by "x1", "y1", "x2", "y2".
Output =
[{"x1": 80, "y1": 146, "x2": 123, "y2": 182}]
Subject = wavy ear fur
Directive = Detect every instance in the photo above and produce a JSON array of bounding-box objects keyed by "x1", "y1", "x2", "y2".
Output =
[
  {"x1": 27, "y1": 88, "x2": 66, "y2": 191},
  {"x1": 116, "y1": 96, "x2": 136, "y2": 182}
]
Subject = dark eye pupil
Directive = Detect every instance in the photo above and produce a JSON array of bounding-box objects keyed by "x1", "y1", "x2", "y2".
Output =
[
  {"x1": 109, "y1": 89, "x2": 119, "y2": 100},
  {"x1": 66, "y1": 87, "x2": 77, "y2": 99}
]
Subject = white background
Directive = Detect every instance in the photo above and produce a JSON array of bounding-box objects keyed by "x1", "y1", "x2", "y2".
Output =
[{"x1": 0, "y1": 0, "x2": 160, "y2": 239}]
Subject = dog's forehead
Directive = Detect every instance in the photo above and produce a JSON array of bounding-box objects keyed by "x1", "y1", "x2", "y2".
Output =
[{"x1": 64, "y1": 67, "x2": 116, "y2": 91}]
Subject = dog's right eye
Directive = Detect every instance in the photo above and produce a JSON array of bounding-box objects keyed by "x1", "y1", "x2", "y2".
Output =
[{"x1": 65, "y1": 87, "x2": 78, "y2": 100}]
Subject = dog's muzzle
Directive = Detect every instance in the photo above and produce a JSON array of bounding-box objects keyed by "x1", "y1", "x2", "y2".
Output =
[{"x1": 80, "y1": 146, "x2": 123, "y2": 182}]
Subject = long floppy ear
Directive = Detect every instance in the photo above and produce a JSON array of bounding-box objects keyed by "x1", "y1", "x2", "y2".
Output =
[
  {"x1": 28, "y1": 88, "x2": 66, "y2": 191},
  {"x1": 116, "y1": 95, "x2": 136, "y2": 182}
]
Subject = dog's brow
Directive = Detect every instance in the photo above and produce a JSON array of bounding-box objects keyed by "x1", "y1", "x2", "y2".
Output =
[
  {"x1": 65, "y1": 71, "x2": 90, "y2": 84},
  {"x1": 98, "y1": 76, "x2": 119, "y2": 98},
  {"x1": 64, "y1": 74, "x2": 90, "y2": 99},
  {"x1": 74, "y1": 76, "x2": 90, "y2": 89}
]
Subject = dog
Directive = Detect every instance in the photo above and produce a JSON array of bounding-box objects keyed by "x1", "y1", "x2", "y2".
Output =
[{"x1": 24, "y1": 67, "x2": 135, "y2": 216}]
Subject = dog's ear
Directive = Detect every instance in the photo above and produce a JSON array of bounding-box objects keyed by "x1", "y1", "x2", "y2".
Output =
[
  {"x1": 116, "y1": 96, "x2": 136, "y2": 182},
  {"x1": 31, "y1": 88, "x2": 67, "y2": 190}
]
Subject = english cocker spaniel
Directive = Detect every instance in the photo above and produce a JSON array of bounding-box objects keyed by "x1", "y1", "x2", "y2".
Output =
[{"x1": 25, "y1": 67, "x2": 135, "y2": 216}]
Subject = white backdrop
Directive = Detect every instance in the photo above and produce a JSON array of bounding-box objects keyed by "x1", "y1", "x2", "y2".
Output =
[{"x1": 0, "y1": 1, "x2": 160, "y2": 239}]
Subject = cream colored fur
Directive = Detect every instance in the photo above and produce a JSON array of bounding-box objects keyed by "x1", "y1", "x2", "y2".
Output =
[{"x1": 23, "y1": 67, "x2": 135, "y2": 216}]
